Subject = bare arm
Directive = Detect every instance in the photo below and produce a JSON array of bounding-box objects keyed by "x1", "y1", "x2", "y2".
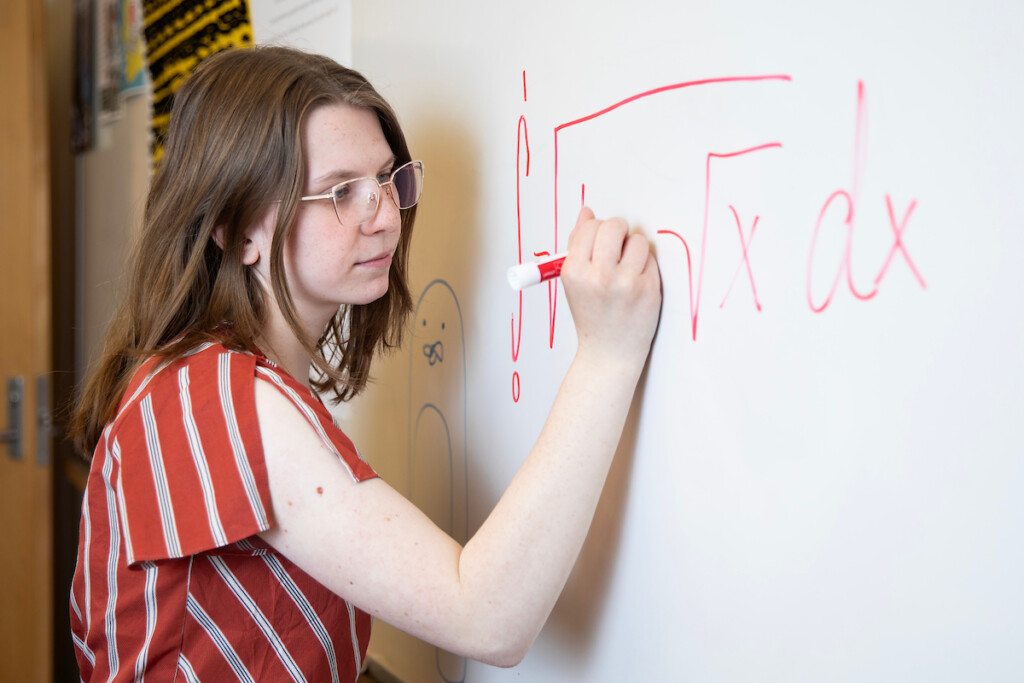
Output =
[{"x1": 258, "y1": 208, "x2": 661, "y2": 667}]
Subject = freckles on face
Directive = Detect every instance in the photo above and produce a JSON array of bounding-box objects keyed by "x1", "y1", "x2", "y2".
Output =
[{"x1": 281, "y1": 103, "x2": 403, "y2": 325}]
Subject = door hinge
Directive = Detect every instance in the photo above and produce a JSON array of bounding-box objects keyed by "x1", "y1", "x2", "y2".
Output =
[{"x1": 35, "y1": 374, "x2": 53, "y2": 466}]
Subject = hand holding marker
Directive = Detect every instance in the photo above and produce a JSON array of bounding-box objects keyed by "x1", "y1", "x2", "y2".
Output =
[{"x1": 507, "y1": 208, "x2": 658, "y2": 293}]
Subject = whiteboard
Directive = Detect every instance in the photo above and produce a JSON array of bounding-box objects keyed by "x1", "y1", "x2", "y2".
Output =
[{"x1": 337, "y1": 2, "x2": 1024, "y2": 681}]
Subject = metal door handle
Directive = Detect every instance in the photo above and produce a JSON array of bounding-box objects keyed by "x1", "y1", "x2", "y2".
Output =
[{"x1": 0, "y1": 376, "x2": 24, "y2": 459}]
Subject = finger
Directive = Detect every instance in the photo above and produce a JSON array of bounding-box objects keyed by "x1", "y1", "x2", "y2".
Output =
[
  {"x1": 591, "y1": 217, "x2": 630, "y2": 267},
  {"x1": 567, "y1": 206, "x2": 599, "y2": 258},
  {"x1": 619, "y1": 232, "x2": 652, "y2": 274},
  {"x1": 642, "y1": 250, "x2": 662, "y2": 291},
  {"x1": 576, "y1": 205, "x2": 595, "y2": 226}
]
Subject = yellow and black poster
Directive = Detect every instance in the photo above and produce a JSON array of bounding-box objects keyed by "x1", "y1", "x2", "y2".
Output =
[{"x1": 142, "y1": 0, "x2": 252, "y2": 164}]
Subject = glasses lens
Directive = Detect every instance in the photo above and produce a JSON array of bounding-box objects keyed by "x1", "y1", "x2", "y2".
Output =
[
  {"x1": 392, "y1": 161, "x2": 424, "y2": 209},
  {"x1": 332, "y1": 178, "x2": 380, "y2": 226}
]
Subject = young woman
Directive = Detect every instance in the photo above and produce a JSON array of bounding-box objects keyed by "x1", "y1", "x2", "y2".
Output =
[{"x1": 69, "y1": 46, "x2": 661, "y2": 681}]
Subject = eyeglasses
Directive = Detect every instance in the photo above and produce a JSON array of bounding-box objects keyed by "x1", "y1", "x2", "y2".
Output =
[{"x1": 300, "y1": 159, "x2": 425, "y2": 226}]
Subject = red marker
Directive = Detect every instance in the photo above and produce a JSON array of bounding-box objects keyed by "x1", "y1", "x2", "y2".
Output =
[{"x1": 507, "y1": 252, "x2": 567, "y2": 290}]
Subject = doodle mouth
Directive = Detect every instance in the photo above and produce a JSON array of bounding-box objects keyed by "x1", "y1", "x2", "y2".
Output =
[{"x1": 422, "y1": 341, "x2": 444, "y2": 366}]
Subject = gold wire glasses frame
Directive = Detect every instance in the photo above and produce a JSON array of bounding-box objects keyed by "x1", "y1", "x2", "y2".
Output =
[{"x1": 299, "y1": 159, "x2": 425, "y2": 226}]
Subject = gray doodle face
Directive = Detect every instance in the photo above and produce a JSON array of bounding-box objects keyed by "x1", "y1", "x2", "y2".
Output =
[{"x1": 421, "y1": 318, "x2": 446, "y2": 366}]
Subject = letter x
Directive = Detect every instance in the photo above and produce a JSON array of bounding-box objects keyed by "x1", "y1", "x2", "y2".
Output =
[
  {"x1": 875, "y1": 195, "x2": 926, "y2": 289},
  {"x1": 720, "y1": 205, "x2": 763, "y2": 311}
]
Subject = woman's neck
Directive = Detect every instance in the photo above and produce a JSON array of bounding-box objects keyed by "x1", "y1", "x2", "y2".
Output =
[{"x1": 257, "y1": 312, "x2": 319, "y2": 389}]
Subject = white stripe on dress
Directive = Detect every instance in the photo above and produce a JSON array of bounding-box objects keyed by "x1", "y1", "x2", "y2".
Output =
[
  {"x1": 79, "y1": 468, "x2": 93, "y2": 635},
  {"x1": 113, "y1": 436, "x2": 136, "y2": 565},
  {"x1": 71, "y1": 629, "x2": 96, "y2": 667},
  {"x1": 69, "y1": 583, "x2": 96, "y2": 666},
  {"x1": 103, "y1": 441, "x2": 122, "y2": 681},
  {"x1": 140, "y1": 395, "x2": 182, "y2": 557},
  {"x1": 131, "y1": 561, "x2": 159, "y2": 683},
  {"x1": 185, "y1": 594, "x2": 256, "y2": 683},
  {"x1": 346, "y1": 600, "x2": 363, "y2": 674},
  {"x1": 218, "y1": 353, "x2": 269, "y2": 528},
  {"x1": 175, "y1": 654, "x2": 201, "y2": 683},
  {"x1": 178, "y1": 366, "x2": 228, "y2": 546},
  {"x1": 209, "y1": 556, "x2": 306, "y2": 682},
  {"x1": 70, "y1": 590, "x2": 81, "y2": 621}
]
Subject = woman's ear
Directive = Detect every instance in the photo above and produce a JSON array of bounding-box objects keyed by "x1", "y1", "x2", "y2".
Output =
[
  {"x1": 212, "y1": 222, "x2": 265, "y2": 267},
  {"x1": 239, "y1": 236, "x2": 261, "y2": 266}
]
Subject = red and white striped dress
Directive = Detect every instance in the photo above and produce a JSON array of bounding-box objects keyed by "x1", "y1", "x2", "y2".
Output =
[{"x1": 70, "y1": 342, "x2": 377, "y2": 682}]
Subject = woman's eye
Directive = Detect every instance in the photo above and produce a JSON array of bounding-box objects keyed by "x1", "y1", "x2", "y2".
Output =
[
  {"x1": 377, "y1": 171, "x2": 393, "y2": 183},
  {"x1": 332, "y1": 184, "x2": 352, "y2": 203}
]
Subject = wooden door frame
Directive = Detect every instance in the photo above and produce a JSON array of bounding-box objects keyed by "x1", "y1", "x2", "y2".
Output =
[{"x1": 0, "y1": 0, "x2": 54, "y2": 679}]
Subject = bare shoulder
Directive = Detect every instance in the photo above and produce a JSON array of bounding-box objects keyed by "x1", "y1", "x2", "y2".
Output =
[{"x1": 251, "y1": 376, "x2": 369, "y2": 520}]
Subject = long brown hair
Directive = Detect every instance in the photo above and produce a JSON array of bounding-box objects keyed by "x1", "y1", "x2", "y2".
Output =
[{"x1": 69, "y1": 46, "x2": 416, "y2": 455}]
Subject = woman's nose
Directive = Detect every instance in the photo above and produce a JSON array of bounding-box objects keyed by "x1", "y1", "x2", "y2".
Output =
[{"x1": 362, "y1": 185, "x2": 401, "y2": 234}]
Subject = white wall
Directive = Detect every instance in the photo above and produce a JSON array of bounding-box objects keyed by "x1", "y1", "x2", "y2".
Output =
[{"x1": 77, "y1": 96, "x2": 150, "y2": 373}]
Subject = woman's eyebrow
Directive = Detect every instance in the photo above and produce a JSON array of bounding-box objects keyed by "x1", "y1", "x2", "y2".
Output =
[
  {"x1": 312, "y1": 155, "x2": 397, "y2": 187},
  {"x1": 312, "y1": 168, "x2": 360, "y2": 187}
]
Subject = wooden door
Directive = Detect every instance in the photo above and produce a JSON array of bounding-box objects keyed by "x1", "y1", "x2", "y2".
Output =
[{"x1": 0, "y1": 0, "x2": 54, "y2": 679}]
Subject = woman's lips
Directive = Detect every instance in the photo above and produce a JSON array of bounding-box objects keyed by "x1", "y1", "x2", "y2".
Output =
[{"x1": 357, "y1": 251, "x2": 394, "y2": 268}]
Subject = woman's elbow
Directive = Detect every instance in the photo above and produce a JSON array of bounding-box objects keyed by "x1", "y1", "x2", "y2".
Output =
[
  {"x1": 466, "y1": 624, "x2": 533, "y2": 669},
  {"x1": 475, "y1": 640, "x2": 529, "y2": 669}
]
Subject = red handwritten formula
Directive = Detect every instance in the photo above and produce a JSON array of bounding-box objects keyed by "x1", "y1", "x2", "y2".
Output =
[{"x1": 511, "y1": 75, "x2": 925, "y2": 402}]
